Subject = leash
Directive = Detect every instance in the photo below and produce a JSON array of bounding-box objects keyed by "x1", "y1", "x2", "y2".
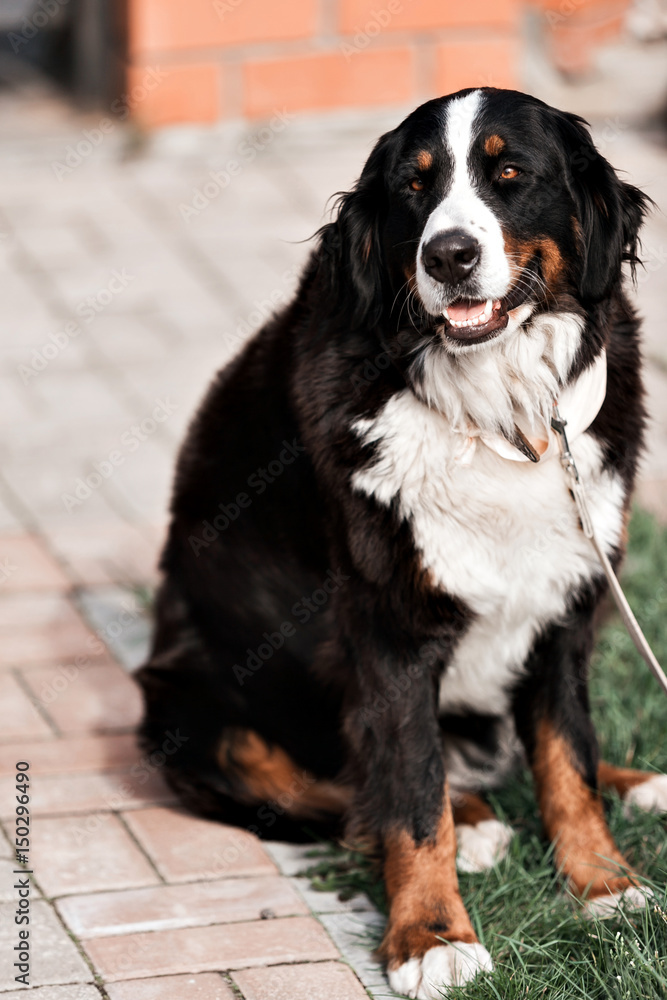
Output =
[{"x1": 551, "y1": 403, "x2": 667, "y2": 697}]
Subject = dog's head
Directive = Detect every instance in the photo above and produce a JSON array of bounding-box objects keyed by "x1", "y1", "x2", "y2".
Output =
[{"x1": 320, "y1": 88, "x2": 648, "y2": 351}]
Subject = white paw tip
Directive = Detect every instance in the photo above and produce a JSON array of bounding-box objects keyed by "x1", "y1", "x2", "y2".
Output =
[
  {"x1": 456, "y1": 819, "x2": 514, "y2": 873},
  {"x1": 623, "y1": 775, "x2": 667, "y2": 817},
  {"x1": 388, "y1": 942, "x2": 493, "y2": 998},
  {"x1": 583, "y1": 885, "x2": 654, "y2": 920},
  {"x1": 388, "y1": 956, "x2": 423, "y2": 997}
]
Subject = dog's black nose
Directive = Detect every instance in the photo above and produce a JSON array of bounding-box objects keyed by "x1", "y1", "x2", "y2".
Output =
[{"x1": 422, "y1": 230, "x2": 480, "y2": 284}]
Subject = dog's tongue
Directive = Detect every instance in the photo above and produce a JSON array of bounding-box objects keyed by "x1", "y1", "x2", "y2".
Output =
[{"x1": 447, "y1": 299, "x2": 497, "y2": 322}]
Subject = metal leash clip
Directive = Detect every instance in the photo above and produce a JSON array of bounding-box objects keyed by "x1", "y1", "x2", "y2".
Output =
[
  {"x1": 551, "y1": 406, "x2": 595, "y2": 540},
  {"x1": 551, "y1": 402, "x2": 667, "y2": 697}
]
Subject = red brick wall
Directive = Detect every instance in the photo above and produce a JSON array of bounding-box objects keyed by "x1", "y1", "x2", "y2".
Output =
[{"x1": 127, "y1": 0, "x2": 521, "y2": 127}]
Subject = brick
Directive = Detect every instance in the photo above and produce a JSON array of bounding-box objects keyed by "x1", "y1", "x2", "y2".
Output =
[
  {"x1": 0, "y1": 534, "x2": 70, "y2": 591},
  {"x1": 234, "y1": 960, "x2": 369, "y2": 999},
  {"x1": 0, "y1": 593, "x2": 100, "y2": 666},
  {"x1": 48, "y1": 521, "x2": 160, "y2": 587},
  {"x1": 434, "y1": 38, "x2": 519, "y2": 94},
  {"x1": 0, "y1": 899, "x2": 90, "y2": 990},
  {"x1": 130, "y1": 0, "x2": 317, "y2": 53},
  {"x1": 0, "y1": 733, "x2": 140, "y2": 775},
  {"x1": 291, "y1": 876, "x2": 375, "y2": 915},
  {"x1": 107, "y1": 974, "x2": 235, "y2": 999},
  {"x1": 318, "y1": 910, "x2": 386, "y2": 991},
  {"x1": 0, "y1": 619, "x2": 99, "y2": 666},
  {"x1": 0, "y1": 988, "x2": 100, "y2": 1000},
  {"x1": 243, "y1": 48, "x2": 414, "y2": 119},
  {"x1": 0, "y1": 767, "x2": 174, "y2": 820},
  {"x1": 0, "y1": 591, "x2": 80, "y2": 630},
  {"x1": 542, "y1": 0, "x2": 628, "y2": 75},
  {"x1": 128, "y1": 64, "x2": 222, "y2": 128},
  {"x1": 122, "y1": 806, "x2": 277, "y2": 881},
  {"x1": 339, "y1": 0, "x2": 521, "y2": 32},
  {"x1": 21, "y1": 661, "x2": 143, "y2": 733},
  {"x1": 0, "y1": 859, "x2": 41, "y2": 901},
  {"x1": 0, "y1": 496, "x2": 22, "y2": 535},
  {"x1": 57, "y1": 875, "x2": 307, "y2": 938},
  {"x1": 32, "y1": 813, "x2": 159, "y2": 897},
  {"x1": 77, "y1": 583, "x2": 152, "y2": 671},
  {"x1": 85, "y1": 915, "x2": 339, "y2": 981},
  {"x1": 0, "y1": 672, "x2": 54, "y2": 742},
  {"x1": 263, "y1": 841, "x2": 319, "y2": 876}
]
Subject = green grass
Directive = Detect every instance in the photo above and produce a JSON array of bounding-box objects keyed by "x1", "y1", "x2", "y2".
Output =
[{"x1": 303, "y1": 507, "x2": 667, "y2": 998}]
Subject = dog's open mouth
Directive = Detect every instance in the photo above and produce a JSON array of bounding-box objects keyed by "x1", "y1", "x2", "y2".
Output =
[{"x1": 441, "y1": 268, "x2": 538, "y2": 344}]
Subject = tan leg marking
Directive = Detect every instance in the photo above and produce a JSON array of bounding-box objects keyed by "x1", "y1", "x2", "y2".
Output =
[
  {"x1": 598, "y1": 761, "x2": 655, "y2": 797},
  {"x1": 533, "y1": 721, "x2": 636, "y2": 898},
  {"x1": 451, "y1": 792, "x2": 496, "y2": 827},
  {"x1": 380, "y1": 784, "x2": 478, "y2": 970},
  {"x1": 599, "y1": 760, "x2": 667, "y2": 817},
  {"x1": 217, "y1": 728, "x2": 352, "y2": 819}
]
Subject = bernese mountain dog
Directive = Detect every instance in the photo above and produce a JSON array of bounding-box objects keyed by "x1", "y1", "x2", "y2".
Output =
[{"x1": 137, "y1": 88, "x2": 666, "y2": 997}]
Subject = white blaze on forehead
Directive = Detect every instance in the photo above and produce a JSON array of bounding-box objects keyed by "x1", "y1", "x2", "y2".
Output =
[
  {"x1": 446, "y1": 89, "x2": 483, "y2": 194},
  {"x1": 416, "y1": 89, "x2": 512, "y2": 314}
]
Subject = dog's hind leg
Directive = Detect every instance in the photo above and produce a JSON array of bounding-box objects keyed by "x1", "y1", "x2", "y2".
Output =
[
  {"x1": 216, "y1": 727, "x2": 353, "y2": 821},
  {"x1": 598, "y1": 760, "x2": 667, "y2": 816},
  {"x1": 136, "y1": 572, "x2": 351, "y2": 840},
  {"x1": 139, "y1": 650, "x2": 351, "y2": 839},
  {"x1": 451, "y1": 793, "x2": 514, "y2": 873}
]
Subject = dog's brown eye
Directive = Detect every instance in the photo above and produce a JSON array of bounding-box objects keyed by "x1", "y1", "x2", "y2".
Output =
[
  {"x1": 410, "y1": 177, "x2": 425, "y2": 191},
  {"x1": 500, "y1": 166, "x2": 520, "y2": 180}
]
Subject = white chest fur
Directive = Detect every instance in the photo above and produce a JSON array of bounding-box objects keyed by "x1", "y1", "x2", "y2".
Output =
[{"x1": 351, "y1": 388, "x2": 625, "y2": 715}]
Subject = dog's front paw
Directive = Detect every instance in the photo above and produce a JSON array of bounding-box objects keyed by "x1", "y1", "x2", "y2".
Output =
[
  {"x1": 388, "y1": 942, "x2": 493, "y2": 999},
  {"x1": 456, "y1": 819, "x2": 514, "y2": 873},
  {"x1": 583, "y1": 885, "x2": 654, "y2": 920},
  {"x1": 623, "y1": 775, "x2": 667, "y2": 817}
]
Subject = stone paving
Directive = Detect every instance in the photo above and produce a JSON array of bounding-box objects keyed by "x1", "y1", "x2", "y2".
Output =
[
  {"x1": 0, "y1": 59, "x2": 666, "y2": 997},
  {"x1": 0, "y1": 535, "x2": 380, "y2": 997}
]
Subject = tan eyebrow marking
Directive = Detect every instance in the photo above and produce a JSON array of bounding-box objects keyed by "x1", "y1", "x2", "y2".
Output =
[
  {"x1": 484, "y1": 134, "x2": 505, "y2": 156},
  {"x1": 416, "y1": 150, "x2": 433, "y2": 171}
]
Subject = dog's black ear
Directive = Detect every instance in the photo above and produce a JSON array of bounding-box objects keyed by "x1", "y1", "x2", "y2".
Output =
[
  {"x1": 316, "y1": 134, "x2": 390, "y2": 327},
  {"x1": 553, "y1": 110, "x2": 649, "y2": 304}
]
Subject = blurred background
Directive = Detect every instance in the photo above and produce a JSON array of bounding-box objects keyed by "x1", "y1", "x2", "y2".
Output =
[{"x1": 0, "y1": 4, "x2": 666, "y2": 995}]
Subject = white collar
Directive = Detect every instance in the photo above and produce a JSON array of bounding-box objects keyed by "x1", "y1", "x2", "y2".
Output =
[{"x1": 453, "y1": 350, "x2": 607, "y2": 465}]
